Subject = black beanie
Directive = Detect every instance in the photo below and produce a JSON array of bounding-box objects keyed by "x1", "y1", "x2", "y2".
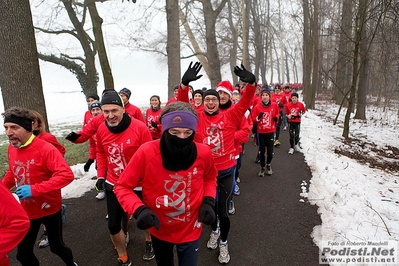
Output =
[
  {"x1": 193, "y1": 89, "x2": 203, "y2": 98},
  {"x1": 87, "y1": 94, "x2": 100, "y2": 101},
  {"x1": 291, "y1": 92, "x2": 299, "y2": 98},
  {"x1": 203, "y1": 89, "x2": 220, "y2": 102},
  {"x1": 101, "y1": 90, "x2": 124, "y2": 107}
]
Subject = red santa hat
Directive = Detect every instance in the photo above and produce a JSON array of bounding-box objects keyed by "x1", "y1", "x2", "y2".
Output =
[{"x1": 216, "y1": 80, "x2": 233, "y2": 98}]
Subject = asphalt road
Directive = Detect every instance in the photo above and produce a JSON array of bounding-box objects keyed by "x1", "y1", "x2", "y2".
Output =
[{"x1": 9, "y1": 130, "x2": 322, "y2": 266}]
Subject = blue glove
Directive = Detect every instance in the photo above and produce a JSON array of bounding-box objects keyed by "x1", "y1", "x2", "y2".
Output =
[{"x1": 16, "y1": 185, "x2": 32, "y2": 200}]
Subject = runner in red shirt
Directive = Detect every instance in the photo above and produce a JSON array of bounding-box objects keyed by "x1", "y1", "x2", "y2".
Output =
[{"x1": 115, "y1": 101, "x2": 217, "y2": 266}]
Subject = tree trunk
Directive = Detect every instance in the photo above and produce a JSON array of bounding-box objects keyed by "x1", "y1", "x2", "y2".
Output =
[
  {"x1": 166, "y1": 0, "x2": 181, "y2": 98},
  {"x1": 343, "y1": 0, "x2": 366, "y2": 138},
  {"x1": 302, "y1": 0, "x2": 312, "y2": 101},
  {"x1": 201, "y1": 0, "x2": 227, "y2": 88},
  {"x1": 334, "y1": 0, "x2": 352, "y2": 104},
  {"x1": 227, "y1": 1, "x2": 239, "y2": 85},
  {"x1": 241, "y1": 0, "x2": 251, "y2": 69},
  {"x1": 87, "y1": 0, "x2": 114, "y2": 90},
  {"x1": 0, "y1": 0, "x2": 49, "y2": 131},
  {"x1": 307, "y1": 0, "x2": 319, "y2": 110},
  {"x1": 354, "y1": 12, "x2": 368, "y2": 120}
]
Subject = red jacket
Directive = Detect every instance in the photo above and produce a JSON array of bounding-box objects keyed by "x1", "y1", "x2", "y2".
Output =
[
  {"x1": 285, "y1": 101, "x2": 306, "y2": 123},
  {"x1": 271, "y1": 93, "x2": 287, "y2": 112},
  {"x1": 280, "y1": 91, "x2": 292, "y2": 105},
  {"x1": 83, "y1": 110, "x2": 92, "y2": 127},
  {"x1": 179, "y1": 83, "x2": 256, "y2": 170},
  {"x1": 96, "y1": 117, "x2": 152, "y2": 186},
  {"x1": 125, "y1": 102, "x2": 145, "y2": 123},
  {"x1": 114, "y1": 140, "x2": 217, "y2": 243},
  {"x1": 145, "y1": 107, "x2": 163, "y2": 139},
  {"x1": 2, "y1": 136, "x2": 74, "y2": 219},
  {"x1": 37, "y1": 132, "x2": 66, "y2": 156},
  {"x1": 252, "y1": 101, "x2": 280, "y2": 134},
  {"x1": 0, "y1": 182, "x2": 29, "y2": 266}
]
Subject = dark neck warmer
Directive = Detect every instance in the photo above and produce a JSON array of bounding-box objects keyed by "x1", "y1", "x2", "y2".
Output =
[
  {"x1": 219, "y1": 100, "x2": 232, "y2": 110},
  {"x1": 160, "y1": 131, "x2": 197, "y2": 171},
  {"x1": 261, "y1": 100, "x2": 271, "y2": 108},
  {"x1": 106, "y1": 113, "x2": 131, "y2": 134}
]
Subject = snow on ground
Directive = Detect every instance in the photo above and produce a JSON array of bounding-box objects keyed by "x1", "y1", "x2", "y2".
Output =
[{"x1": 299, "y1": 98, "x2": 399, "y2": 265}]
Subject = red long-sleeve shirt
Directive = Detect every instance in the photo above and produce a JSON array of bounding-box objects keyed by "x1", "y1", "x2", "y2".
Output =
[
  {"x1": 179, "y1": 83, "x2": 256, "y2": 170},
  {"x1": 145, "y1": 107, "x2": 163, "y2": 139},
  {"x1": 252, "y1": 101, "x2": 280, "y2": 134},
  {"x1": 96, "y1": 117, "x2": 152, "y2": 186},
  {"x1": 37, "y1": 131, "x2": 66, "y2": 156},
  {"x1": 0, "y1": 182, "x2": 29, "y2": 266},
  {"x1": 114, "y1": 140, "x2": 217, "y2": 243},
  {"x1": 285, "y1": 101, "x2": 306, "y2": 123},
  {"x1": 2, "y1": 136, "x2": 74, "y2": 219}
]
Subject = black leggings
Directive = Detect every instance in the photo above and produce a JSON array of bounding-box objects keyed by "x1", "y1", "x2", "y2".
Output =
[
  {"x1": 288, "y1": 122, "x2": 301, "y2": 148},
  {"x1": 258, "y1": 132, "x2": 275, "y2": 167},
  {"x1": 211, "y1": 167, "x2": 235, "y2": 242},
  {"x1": 275, "y1": 111, "x2": 283, "y2": 140},
  {"x1": 106, "y1": 188, "x2": 128, "y2": 235},
  {"x1": 16, "y1": 210, "x2": 75, "y2": 266}
]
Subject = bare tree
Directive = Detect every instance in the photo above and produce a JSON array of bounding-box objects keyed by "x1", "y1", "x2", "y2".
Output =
[{"x1": 0, "y1": 0, "x2": 49, "y2": 131}]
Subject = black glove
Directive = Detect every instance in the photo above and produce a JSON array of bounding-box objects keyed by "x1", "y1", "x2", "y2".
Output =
[
  {"x1": 95, "y1": 178, "x2": 105, "y2": 192},
  {"x1": 151, "y1": 121, "x2": 158, "y2": 128},
  {"x1": 65, "y1": 132, "x2": 81, "y2": 141},
  {"x1": 291, "y1": 115, "x2": 296, "y2": 119},
  {"x1": 133, "y1": 206, "x2": 160, "y2": 230},
  {"x1": 84, "y1": 159, "x2": 95, "y2": 172},
  {"x1": 233, "y1": 64, "x2": 256, "y2": 84},
  {"x1": 278, "y1": 102, "x2": 284, "y2": 108},
  {"x1": 181, "y1": 61, "x2": 203, "y2": 86},
  {"x1": 198, "y1": 196, "x2": 215, "y2": 225},
  {"x1": 273, "y1": 117, "x2": 278, "y2": 123},
  {"x1": 257, "y1": 112, "x2": 264, "y2": 120}
]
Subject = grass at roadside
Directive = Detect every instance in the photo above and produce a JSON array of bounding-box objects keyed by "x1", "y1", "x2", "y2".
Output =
[{"x1": 0, "y1": 124, "x2": 89, "y2": 177}]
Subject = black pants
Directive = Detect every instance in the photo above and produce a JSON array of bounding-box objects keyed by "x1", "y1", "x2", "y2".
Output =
[
  {"x1": 275, "y1": 111, "x2": 283, "y2": 140},
  {"x1": 258, "y1": 132, "x2": 275, "y2": 167},
  {"x1": 151, "y1": 235, "x2": 199, "y2": 266},
  {"x1": 211, "y1": 167, "x2": 235, "y2": 242},
  {"x1": 288, "y1": 122, "x2": 301, "y2": 148},
  {"x1": 106, "y1": 188, "x2": 128, "y2": 235},
  {"x1": 16, "y1": 209, "x2": 75, "y2": 266}
]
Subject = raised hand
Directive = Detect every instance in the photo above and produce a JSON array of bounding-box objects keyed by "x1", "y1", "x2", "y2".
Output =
[
  {"x1": 182, "y1": 61, "x2": 203, "y2": 86},
  {"x1": 234, "y1": 64, "x2": 256, "y2": 84}
]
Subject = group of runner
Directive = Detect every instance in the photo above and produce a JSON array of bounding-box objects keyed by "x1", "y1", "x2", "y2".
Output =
[{"x1": 1, "y1": 61, "x2": 305, "y2": 266}]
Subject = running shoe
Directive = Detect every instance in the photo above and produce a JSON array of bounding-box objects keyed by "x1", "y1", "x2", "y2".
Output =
[
  {"x1": 228, "y1": 199, "x2": 235, "y2": 215},
  {"x1": 207, "y1": 230, "x2": 220, "y2": 250},
  {"x1": 96, "y1": 191, "x2": 105, "y2": 200},
  {"x1": 38, "y1": 233, "x2": 49, "y2": 248},
  {"x1": 233, "y1": 184, "x2": 240, "y2": 196},
  {"x1": 218, "y1": 243, "x2": 231, "y2": 264},
  {"x1": 258, "y1": 167, "x2": 265, "y2": 177},
  {"x1": 143, "y1": 241, "x2": 155, "y2": 261},
  {"x1": 294, "y1": 144, "x2": 301, "y2": 152},
  {"x1": 266, "y1": 164, "x2": 273, "y2": 176},
  {"x1": 116, "y1": 258, "x2": 132, "y2": 266}
]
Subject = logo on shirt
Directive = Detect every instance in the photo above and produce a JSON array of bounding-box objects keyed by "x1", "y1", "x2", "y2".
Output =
[
  {"x1": 155, "y1": 172, "x2": 193, "y2": 223},
  {"x1": 204, "y1": 122, "x2": 225, "y2": 156}
]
